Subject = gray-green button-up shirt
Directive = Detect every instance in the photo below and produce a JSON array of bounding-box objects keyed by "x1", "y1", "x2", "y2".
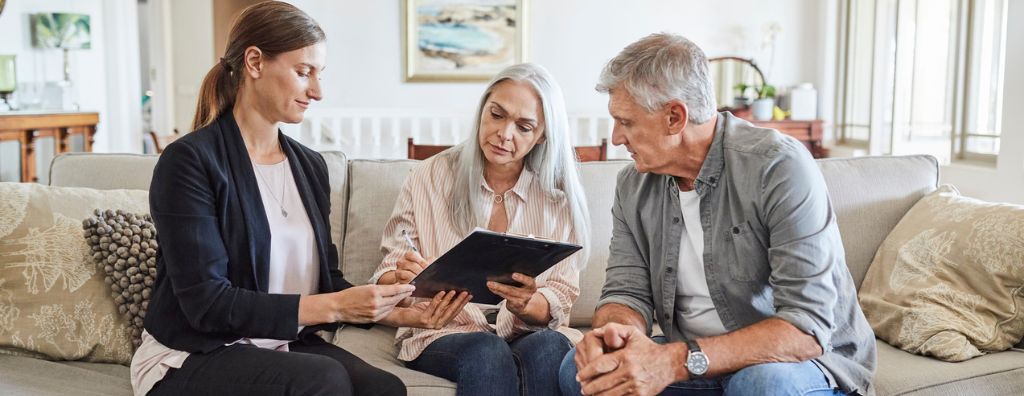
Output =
[{"x1": 598, "y1": 112, "x2": 876, "y2": 395}]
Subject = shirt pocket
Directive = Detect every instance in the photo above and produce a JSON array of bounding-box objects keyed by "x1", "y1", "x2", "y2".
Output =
[{"x1": 722, "y1": 221, "x2": 770, "y2": 282}]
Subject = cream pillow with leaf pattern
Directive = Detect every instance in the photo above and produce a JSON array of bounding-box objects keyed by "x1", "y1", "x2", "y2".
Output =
[
  {"x1": 859, "y1": 184, "x2": 1024, "y2": 362},
  {"x1": 0, "y1": 183, "x2": 146, "y2": 365}
]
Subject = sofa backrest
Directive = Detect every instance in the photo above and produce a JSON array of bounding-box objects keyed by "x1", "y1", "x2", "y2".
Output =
[
  {"x1": 49, "y1": 151, "x2": 351, "y2": 259},
  {"x1": 339, "y1": 159, "x2": 418, "y2": 285},
  {"x1": 50, "y1": 152, "x2": 158, "y2": 189},
  {"x1": 815, "y1": 155, "x2": 938, "y2": 288},
  {"x1": 49, "y1": 152, "x2": 940, "y2": 326}
]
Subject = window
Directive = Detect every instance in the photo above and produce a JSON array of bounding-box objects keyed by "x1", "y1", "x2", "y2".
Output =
[
  {"x1": 834, "y1": 0, "x2": 1007, "y2": 164},
  {"x1": 960, "y1": 0, "x2": 1007, "y2": 159}
]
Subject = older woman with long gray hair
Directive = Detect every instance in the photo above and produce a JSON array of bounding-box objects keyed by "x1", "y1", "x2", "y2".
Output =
[{"x1": 369, "y1": 62, "x2": 591, "y2": 396}]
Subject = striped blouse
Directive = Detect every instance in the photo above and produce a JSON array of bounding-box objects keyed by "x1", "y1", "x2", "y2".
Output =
[{"x1": 370, "y1": 151, "x2": 583, "y2": 362}]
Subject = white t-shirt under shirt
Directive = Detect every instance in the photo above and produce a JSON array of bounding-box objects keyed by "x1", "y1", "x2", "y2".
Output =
[
  {"x1": 673, "y1": 188, "x2": 728, "y2": 340},
  {"x1": 130, "y1": 158, "x2": 319, "y2": 396}
]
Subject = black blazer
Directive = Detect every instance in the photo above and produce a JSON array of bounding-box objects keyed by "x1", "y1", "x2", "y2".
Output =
[{"x1": 144, "y1": 112, "x2": 356, "y2": 353}]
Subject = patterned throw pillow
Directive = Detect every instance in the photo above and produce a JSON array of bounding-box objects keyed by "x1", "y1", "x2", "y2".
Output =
[
  {"x1": 0, "y1": 183, "x2": 146, "y2": 365},
  {"x1": 859, "y1": 185, "x2": 1024, "y2": 362},
  {"x1": 82, "y1": 209, "x2": 158, "y2": 348}
]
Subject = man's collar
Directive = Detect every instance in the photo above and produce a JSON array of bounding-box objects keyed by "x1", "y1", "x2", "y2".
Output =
[{"x1": 665, "y1": 112, "x2": 727, "y2": 196}]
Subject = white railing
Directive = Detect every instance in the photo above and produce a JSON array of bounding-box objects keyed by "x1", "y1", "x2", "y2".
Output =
[{"x1": 282, "y1": 108, "x2": 628, "y2": 159}]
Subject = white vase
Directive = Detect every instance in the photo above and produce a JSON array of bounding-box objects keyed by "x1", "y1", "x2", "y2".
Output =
[
  {"x1": 790, "y1": 83, "x2": 817, "y2": 120},
  {"x1": 751, "y1": 98, "x2": 774, "y2": 121}
]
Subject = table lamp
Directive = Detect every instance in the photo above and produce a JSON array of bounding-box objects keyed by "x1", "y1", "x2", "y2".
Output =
[{"x1": 0, "y1": 55, "x2": 15, "y2": 111}]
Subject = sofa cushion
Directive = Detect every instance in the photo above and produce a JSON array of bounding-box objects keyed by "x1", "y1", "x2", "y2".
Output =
[
  {"x1": 572, "y1": 161, "x2": 632, "y2": 326},
  {"x1": 815, "y1": 155, "x2": 938, "y2": 289},
  {"x1": 333, "y1": 325, "x2": 455, "y2": 395},
  {"x1": 319, "y1": 151, "x2": 350, "y2": 264},
  {"x1": 859, "y1": 185, "x2": 1024, "y2": 361},
  {"x1": 341, "y1": 159, "x2": 418, "y2": 284},
  {"x1": 0, "y1": 355, "x2": 131, "y2": 395},
  {"x1": 874, "y1": 340, "x2": 1024, "y2": 395},
  {"x1": 0, "y1": 183, "x2": 145, "y2": 364}
]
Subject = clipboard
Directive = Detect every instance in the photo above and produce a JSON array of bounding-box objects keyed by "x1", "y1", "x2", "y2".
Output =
[{"x1": 409, "y1": 228, "x2": 582, "y2": 305}]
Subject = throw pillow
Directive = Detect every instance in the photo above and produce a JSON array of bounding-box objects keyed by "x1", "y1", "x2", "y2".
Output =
[
  {"x1": 0, "y1": 183, "x2": 146, "y2": 364},
  {"x1": 859, "y1": 185, "x2": 1024, "y2": 362},
  {"x1": 82, "y1": 209, "x2": 158, "y2": 348}
]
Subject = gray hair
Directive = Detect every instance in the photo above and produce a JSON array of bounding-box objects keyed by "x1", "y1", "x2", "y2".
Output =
[
  {"x1": 596, "y1": 33, "x2": 717, "y2": 124},
  {"x1": 445, "y1": 63, "x2": 592, "y2": 262}
]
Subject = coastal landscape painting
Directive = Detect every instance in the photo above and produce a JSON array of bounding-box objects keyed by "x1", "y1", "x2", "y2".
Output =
[{"x1": 405, "y1": 0, "x2": 527, "y2": 82}]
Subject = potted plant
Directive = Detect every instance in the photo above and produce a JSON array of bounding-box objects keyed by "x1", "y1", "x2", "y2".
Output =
[
  {"x1": 733, "y1": 83, "x2": 752, "y2": 108},
  {"x1": 751, "y1": 83, "x2": 776, "y2": 120}
]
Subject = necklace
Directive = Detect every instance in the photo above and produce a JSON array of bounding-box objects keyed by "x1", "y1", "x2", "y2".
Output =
[{"x1": 254, "y1": 161, "x2": 288, "y2": 218}]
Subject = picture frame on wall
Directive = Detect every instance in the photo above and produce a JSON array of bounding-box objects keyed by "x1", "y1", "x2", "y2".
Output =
[{"x1": 404, "y1": 0, "x2": 528, "y2": 82}]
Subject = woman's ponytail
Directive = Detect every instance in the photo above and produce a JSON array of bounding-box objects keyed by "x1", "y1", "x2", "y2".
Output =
[{"x1": 191, "y1": 58, "x2": 238, "y2": 131}]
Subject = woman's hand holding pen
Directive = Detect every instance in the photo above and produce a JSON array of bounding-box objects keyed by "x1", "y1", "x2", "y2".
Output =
[{"x1": 395, "y1": 251, "x2": 433, "y2": 284}]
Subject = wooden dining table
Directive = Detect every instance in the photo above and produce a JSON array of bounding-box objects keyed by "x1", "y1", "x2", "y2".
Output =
[{"x1": 0, "y1": 110, "x2": 99, "y2": 183}]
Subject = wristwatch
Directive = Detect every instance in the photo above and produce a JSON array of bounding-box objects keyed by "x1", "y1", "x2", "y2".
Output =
[{"x1": 685, "y1": 339, "x2": 710, "y2": 378}]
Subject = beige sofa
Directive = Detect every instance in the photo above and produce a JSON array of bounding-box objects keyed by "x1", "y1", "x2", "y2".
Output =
[{"x1": 0, "y1": 151, "x2": 1021, "y2": 395}]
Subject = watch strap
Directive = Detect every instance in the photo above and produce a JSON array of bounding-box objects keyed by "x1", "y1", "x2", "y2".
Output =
[{"x1": 685, "y1": 338, "x2": 701, "y2": 353}]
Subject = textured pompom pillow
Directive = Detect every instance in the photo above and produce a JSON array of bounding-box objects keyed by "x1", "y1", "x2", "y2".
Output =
[
  {"x1": 859, "y1": 185, "x2": 1024, "y2": 362},
  {"x1": 83, "y1": 209, "x2": 158, "y2": 347},
  {"x1": 0, "y1": 183, "x2": 147, "y2": 364}
]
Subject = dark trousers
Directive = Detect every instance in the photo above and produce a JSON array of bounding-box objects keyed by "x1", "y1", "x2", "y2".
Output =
[
  {"x1": 406, "y1": 330, "x2": 572, "y2": 396},
  {"x1": 149, "y1": 332, "x2": 405, "y2": 396}
]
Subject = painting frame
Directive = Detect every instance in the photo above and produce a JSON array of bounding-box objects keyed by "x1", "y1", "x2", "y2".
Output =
[
  {"x1": 30, "y1": 13, "x2": 92, "y2": 50},
  {"x1": 403, "y1": 0, "x2": 529, "y2": 82}
]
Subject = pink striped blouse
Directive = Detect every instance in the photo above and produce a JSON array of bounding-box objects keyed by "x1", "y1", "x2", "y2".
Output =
[{"x1": 370, "y1": 151, "x2": 583, "y2": 362}]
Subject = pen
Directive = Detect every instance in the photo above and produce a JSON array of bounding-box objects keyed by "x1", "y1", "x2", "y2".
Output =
[{"x1": 402, "y1": 229, "x2": 419, "y2": 253}]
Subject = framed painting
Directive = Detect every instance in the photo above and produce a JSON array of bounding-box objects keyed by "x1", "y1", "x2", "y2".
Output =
[
  {"x1": 30, "y1": 13, "x2": 92, "y2": 49},
  {"x1": 404, "y1": 0, "x2": 528, "y2": 82}
]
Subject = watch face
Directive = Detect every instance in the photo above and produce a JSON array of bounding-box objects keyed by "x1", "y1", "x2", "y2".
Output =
[{"x1": 687, "y1": 351, "x2": 709, "y2": 375}]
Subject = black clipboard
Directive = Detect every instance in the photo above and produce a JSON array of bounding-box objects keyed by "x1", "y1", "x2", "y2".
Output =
[{"x1": 409, "y1": 228, "x2": 582, "y2": 305}]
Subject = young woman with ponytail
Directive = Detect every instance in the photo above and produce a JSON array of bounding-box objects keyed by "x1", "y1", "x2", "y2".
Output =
[{"x1": 130, "y1": 2, "x2": 465, "y2": 395}]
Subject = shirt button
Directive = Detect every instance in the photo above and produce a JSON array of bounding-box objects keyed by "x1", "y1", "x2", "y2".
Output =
[
  {"x1": 732, "y1": 226, "x2": 741, "y2": 234},
  {"x1": 673, "y1": 217, "x2": 680, "y2": 224},
  {"x1": 667, "y1": 267, "x2": 674, "y2": 273},
  {"x1": 664, "y1": 313, "x2": 670, "y2": 320}
]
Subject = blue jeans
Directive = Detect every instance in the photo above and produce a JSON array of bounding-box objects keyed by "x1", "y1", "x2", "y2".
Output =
[
  {"x1": 558, "y1": 337, "x2": 845, "y2": 396},
  {"x1": 407, "y1": 330, "x2": 572, "y2": 396}
]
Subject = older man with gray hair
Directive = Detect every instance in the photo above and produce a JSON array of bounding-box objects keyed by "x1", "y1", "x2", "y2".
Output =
[{"x1": 558, "y1": 33, "x2": 876, "y2": 396}]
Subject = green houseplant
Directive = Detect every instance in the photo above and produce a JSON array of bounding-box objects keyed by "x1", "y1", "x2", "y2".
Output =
[{"x1": 751, "y1": 83, "x2": 776, "y2": 120}]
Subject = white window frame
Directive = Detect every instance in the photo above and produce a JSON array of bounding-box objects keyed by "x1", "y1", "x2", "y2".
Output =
[{"x1": 834, "y1": 0, "x2": 1007, "y2": 164}]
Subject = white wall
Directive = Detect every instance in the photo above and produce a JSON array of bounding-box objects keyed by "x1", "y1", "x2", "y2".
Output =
[
  {"x1": 282, "y1": 0, "x2": 827, "y2": 116},
  {"x1": 938, "y1": 0, "x2": 1024, "y2": 204},
  {"x1": 155, "y1": 0, "x2": 828, "y2": 138},
  {"x1": 169, "y1": 0, "x2": 215, "y2": 133}
]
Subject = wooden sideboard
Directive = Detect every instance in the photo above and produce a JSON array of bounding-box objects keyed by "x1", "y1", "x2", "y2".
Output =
[
  {"x1": 726, "y1": 108, "x2": 828, "y2": 159},
  {"x1": 0, "y1": 111, "x2": 99, "y2": 182},
  {"x1": 751, "y1": 119, "x2": 829, "y2": 159}
]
